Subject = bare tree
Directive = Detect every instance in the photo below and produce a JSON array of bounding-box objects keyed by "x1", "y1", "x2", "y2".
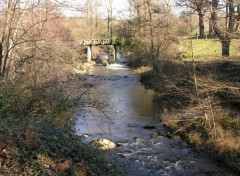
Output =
[
  {"x1": 211, "y1": 0, "x2": 239, "y2": 57},
  {"x1": 105, "y1": 0, "x2": 113, "y2": 39},
  {"x1": 0, "y1": 0, "x2": 29, "y2": 75},
  {"x1": 177, "y1": 0, "x2": 210, "y2": 38},
  {"x1": 0, "y1": 0, "x2": 65, "y2": 76},
  {"x1": 125, "y1": 0, "x2": 178, "y2": 68}
]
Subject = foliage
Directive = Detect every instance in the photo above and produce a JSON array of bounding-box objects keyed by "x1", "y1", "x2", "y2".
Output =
[
  {"x1": 112, "y1": 37, "x2": 139, "y2": 50},
  {"x1": 0, "y1": 118, "x2": 123, "y2": 175},
  {"x1": 0, "y1": 76, "x2": 123, "y2": 175}
]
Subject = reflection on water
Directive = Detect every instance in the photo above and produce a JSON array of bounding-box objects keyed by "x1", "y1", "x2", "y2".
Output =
[{"x1": 75, "y1": 65, "x2": 160, "y2": 140}]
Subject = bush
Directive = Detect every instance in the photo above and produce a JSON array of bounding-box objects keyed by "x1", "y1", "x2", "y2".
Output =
[
  {"x1": 0, "y1": 75, "x2": 123, "y2": 175},
  {"x1": 0, "y1": 118, "x2": 123, "y2": 175}
]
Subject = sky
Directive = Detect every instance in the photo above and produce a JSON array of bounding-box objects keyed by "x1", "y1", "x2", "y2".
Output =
[
  {"x1": 110, "y1": 0, "x2": 130, "y2": 19},
  {"x1": 59, "y1": 0, "x2": 130, "y2": 19}
]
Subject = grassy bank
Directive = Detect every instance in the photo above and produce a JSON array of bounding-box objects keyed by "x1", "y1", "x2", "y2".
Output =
[
  {"x1": 141, "y1": 59, "x2": 240, "y2": 172},
  {"x1": 0, "y1": 75, "x2": 123, "y2": 175},
  {"x1": 180, "y1": 39, "x2": 240, "y2": 60}
]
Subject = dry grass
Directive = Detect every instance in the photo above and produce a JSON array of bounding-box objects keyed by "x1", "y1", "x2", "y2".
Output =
[{"x1": 141, "y1": 59, "x2": 240, "y2": 172}]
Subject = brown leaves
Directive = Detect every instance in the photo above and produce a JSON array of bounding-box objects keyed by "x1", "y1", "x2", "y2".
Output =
[
  {"x1": 23, "y1": 125, "x2": 41, "y2": 150},
  {"x1": 55, "y1": 160, "x2": 73, "y2": 174}
]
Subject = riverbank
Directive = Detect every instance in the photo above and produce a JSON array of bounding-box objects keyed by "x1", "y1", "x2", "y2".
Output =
[
  {"x1": 140, "y1": 59, "x2": 240, "y2": 172},
  {"x1": 0, "y1": 73, "x2": 123, "y2": 175}
]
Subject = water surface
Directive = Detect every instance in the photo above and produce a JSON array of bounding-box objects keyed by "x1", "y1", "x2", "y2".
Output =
[{"x1": 74, "y1": 64, "x2": 237, "y2": 176}]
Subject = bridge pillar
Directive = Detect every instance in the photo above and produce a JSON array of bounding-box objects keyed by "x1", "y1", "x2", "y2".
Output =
[
  {"x1": 87, "y1": 45, "x2": 92, "y2": 62},
  {"x1": 112, "y1": 45, "x2": 116, "y2": 61}
]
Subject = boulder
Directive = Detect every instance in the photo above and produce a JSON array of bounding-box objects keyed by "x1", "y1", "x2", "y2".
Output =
[{"x1": 91, "y1": 138, "x2": 116, "y2": 150}]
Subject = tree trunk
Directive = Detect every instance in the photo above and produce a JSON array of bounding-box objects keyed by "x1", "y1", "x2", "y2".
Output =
[
  {"x1": 0, "y1": 42, "x2": 2, "y2": 74},
  {"x1": 147, "y1": 1, "x2": 155, "y2": 63},
  {"x1": 212, "y1": 0, "x2": 231, "y2": 58},
  {"x1": 221, "y1": 40, "x2": 230, "y2": 57},
  {"x1": 235, "y1": 4, "x2": 240, "y2": 31},
  {"x1": 209, "y1": 18, "x2": 214, "y2": 37},
  {"x1": 199, "y1": 12, "x2": 205, "y2": 38},
  {"x1": 228, "y1": 0, "x2": 235, "y2": 33},
  {"x1": 226, "y1": 0, "x2": 229, "y2": 30}
]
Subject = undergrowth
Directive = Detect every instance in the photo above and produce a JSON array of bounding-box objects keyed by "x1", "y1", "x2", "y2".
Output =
[
  {"x1": 0, "y1": 119, "x2": 123, "y2": 175},
  {"x1": 0, "y1": 75, "x2": 123, "y2": 175}
]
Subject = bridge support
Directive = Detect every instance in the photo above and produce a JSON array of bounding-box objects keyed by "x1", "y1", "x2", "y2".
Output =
[
  {"x1": 112, "y1": 45, "x2": 116, "y2": 61},
  {"x1": 87, "y1": 45, "x2": 93, "y2": 62}
]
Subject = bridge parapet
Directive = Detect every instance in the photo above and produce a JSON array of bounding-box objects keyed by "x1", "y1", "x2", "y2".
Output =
[{"x1": 79, "y1": 39, "x2": 112, "y2": 46}]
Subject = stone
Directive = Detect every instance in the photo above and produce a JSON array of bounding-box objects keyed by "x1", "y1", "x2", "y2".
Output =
[
  {"x1": 77, "y1": 134, "x2": 89, "y2": 139},
  {"x1": 143, "y1": 125, "x2": 156, "y2": 130},
  {"x1": 166, "y1": 133, "x2": 172, "y2": 139},
  {"x1": 116, "y1": 142, "x2": 127, "y2": 147},
  {"x1": 128, "y1": 124, "x2": 140, "y2": 128},
  {"x1": 151, "y1": 133, "x2": 159, "y2": 139},
  {"x1": 91, "y1": 138, "x2": 116, "y2": 150}
]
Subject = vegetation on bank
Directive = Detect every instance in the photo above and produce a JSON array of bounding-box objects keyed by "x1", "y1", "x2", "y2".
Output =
[
  {"x1": 1, "y1": 0, "x2": 240, "y2": 175},
  {"x1": 0, "y1": 2, "x2": 123, "y2": 174},
  {"x1": 0, "y1": 75, "x2": 123, "y2": 175},
  {"x1": 140, "y1": 59, "x2": 240, "y2": 172}
]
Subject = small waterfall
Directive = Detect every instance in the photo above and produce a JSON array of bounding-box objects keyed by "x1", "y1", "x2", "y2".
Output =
[
  {"x1": 106, "y1": 52, "x2": 129, "y2": 70},
  {"x1": 106, "y1": 63, "x2": 129, "y2": 70},
  {"x1": 116, "y1": 52, "x2": 127, "y2": 63}
]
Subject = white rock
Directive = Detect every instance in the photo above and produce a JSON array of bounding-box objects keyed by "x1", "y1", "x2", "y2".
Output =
[
  {"x1": 77, "y1": 134, "x2": 89, "y2": 138},
  {"x1": 91, "y1": 138, "x2": 116, "y2": 150}
]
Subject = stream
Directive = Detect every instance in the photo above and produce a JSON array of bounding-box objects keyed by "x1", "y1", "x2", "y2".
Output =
[{"x1": 74, "y1": 63, "x2": 237, "y2": 176}]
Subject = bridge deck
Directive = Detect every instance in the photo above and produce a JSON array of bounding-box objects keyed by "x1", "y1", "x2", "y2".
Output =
[{"x1": 79, "y1": 39, "x2": 112, "y2": 46}]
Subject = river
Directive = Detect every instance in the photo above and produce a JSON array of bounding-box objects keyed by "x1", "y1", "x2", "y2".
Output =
[{"x1": 74, "y1": 64, "x2": 237, "y2": 176}]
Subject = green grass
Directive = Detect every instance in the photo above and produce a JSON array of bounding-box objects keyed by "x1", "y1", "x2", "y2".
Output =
[{"x1": 181, "y1": 39, "x2": 240, "y2": 60}]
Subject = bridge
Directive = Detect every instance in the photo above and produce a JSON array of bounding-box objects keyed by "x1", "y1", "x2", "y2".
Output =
[{"x1": 79, "y1": 39, "x2": 116, "y2": 62}]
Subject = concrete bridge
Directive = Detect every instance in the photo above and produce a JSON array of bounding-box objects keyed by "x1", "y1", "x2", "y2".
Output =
[{"x1": 79, "y1": 39, "x2": 116, "y2": 62}]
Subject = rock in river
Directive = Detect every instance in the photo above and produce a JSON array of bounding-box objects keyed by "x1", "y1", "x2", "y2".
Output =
[
  {"x1": 91, "y1": 138, "x2": 116, "y2": 150},
  {"x1": 143, "y1": 125, "x2": 156, "y2": 130}
]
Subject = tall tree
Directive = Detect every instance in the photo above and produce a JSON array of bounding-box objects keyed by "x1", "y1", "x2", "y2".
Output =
[
  {"x1": 211, "y1": 0, "x2": 239, "y2": 57},
  {"x1": 126, "y1": 0, "x2": 177, "y2": 69},
  {"x1": 0, "y1": 0, "x2": 64, "y2": 76},
  {"x1": 105, "y1": 0, "x2": 113, "y2": 39},
  {"x1": 177, "y1": 0, "x2": 210, "y2": 38},
  {"x1": 1, "y1": 0, "x2": 26, "y2": 75}
]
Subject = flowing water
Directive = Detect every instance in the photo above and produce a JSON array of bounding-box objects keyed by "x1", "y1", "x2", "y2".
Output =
[{"x1": 74, "y1": 63, "x2": 237, "y2": 176}]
